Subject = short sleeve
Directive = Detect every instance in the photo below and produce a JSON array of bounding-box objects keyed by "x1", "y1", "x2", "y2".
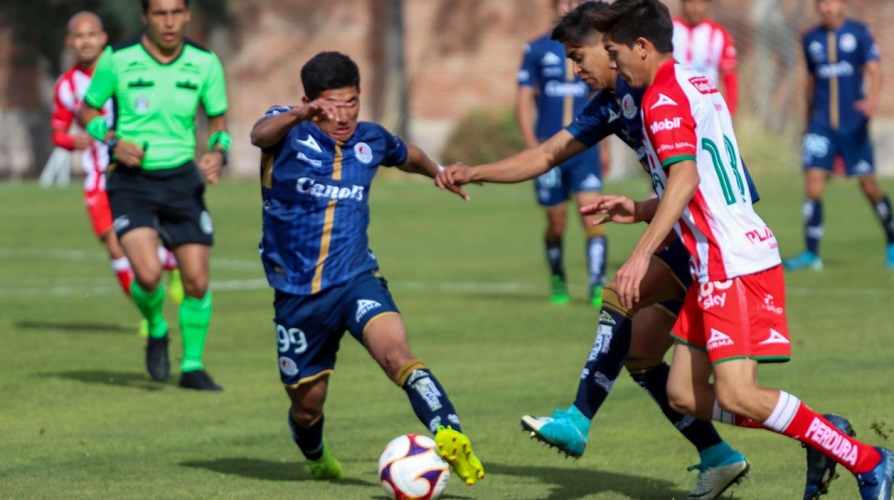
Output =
[
  {"x1": 84, "y1": 46, "x2": 116, "y2": 109},
  {"x1": 802, "y1": 34, "x2": 816, "y2": 75},
  {"x1": 564, "y1": 93, "x2": 617, "y2": 147},
  {"x1": 517, "y1": 43, "x2": 537, "y2": 88},
  {"x1": 201, "y1": 53, "x2": 228, "y2": 117},
  {"x1": 643, "y1": 89, "x2": 697, "y2": 168},
  {"x1": 719, "y1": 29, "x2": 737, "y2": 71},
  {"x1": 861, "y1": 25, "x2": 880, "y2": 64},
  {"x1": 380, "y1": 128, "x2": 409, "y2": 167}
]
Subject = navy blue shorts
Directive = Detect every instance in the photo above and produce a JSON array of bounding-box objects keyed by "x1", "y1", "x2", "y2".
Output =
[
  {"x1": 272, "y1": 270, "x2": 400, "y2": 386},
  {"x1": 802, "y1": 122, "x2": 874, "y2": 176},
  {"x1": 653, "y1": 238, "x2": 692, "y2": 317},
  {"x1": 534, "y1": 151, "x2": 602, "y2": 207}
]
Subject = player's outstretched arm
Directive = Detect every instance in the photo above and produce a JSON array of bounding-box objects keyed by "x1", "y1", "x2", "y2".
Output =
[
  {"x1": 399, "y1": 144, "x2": 470, "y2": 201},
  {"x1": 250, "y1": 100, "x2": 337, "y2": 149},
  {"x1": 580, "y1": 195, "x2": 659, "y2": 225}
]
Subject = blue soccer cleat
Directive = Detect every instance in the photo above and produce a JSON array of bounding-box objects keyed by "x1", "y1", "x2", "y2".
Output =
[
  {"x1": 785, "y1": 250, "x2": 824, "y2": 271},
  {"x1": 856, "y1": 447, "x2": 894, "y2": 500},
  {"x1": 803, "y1": 414, "x2": 855, "y2": 499},
  {"x1": 886, "y1": 243, "x2": 894, "y2": 269},
  {"x1": 520, "y1": 405, "x2": 590, "y2": 458}
]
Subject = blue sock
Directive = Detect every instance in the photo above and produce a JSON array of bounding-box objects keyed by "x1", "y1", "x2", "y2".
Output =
[
  {"x1": 631, "y1": 363, "x2": 728, "y2": 456},
  {"x1": 871, "y1": 194, "x2": 894, "y2": 243},
  {"x1": 403, "y1": 368, "x2": 462, "y2": 433},
  {"x1": 586, "y1": 236, "x2": 607, "y2": 288},
  {"x1": 288, "y1": 411, "x2": 324, "y2": 460},
  {"x1": 803, "y1": 198, "x2": 823, "y2": 255},
  {"x1": 546, "y1": 239, "x2": 564, "y2": 278},
  {"x1": 573, "y1": 307, "x2": 631, "y2": 419}
]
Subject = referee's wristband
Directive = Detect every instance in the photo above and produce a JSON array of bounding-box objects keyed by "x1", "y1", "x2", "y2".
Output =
[
  {"x1": 208, "y1": 130, "x2": 231, "y2": 151},
  {"x1": 86, "y1": 116, "x2": 109, "y2": 142}
]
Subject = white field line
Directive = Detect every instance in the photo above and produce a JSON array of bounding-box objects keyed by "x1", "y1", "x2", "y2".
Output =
[{"x1": 0, "y1": 247, "x2": 891, "y2": 298}]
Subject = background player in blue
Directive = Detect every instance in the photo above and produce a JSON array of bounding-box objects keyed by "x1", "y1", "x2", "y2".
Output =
[
  {"x1": 785, "y1": 0, "x2": 894, "y2": 271},
  {"x1": 249, "y1": 51, "x2": 484, "y2": 485},
  {"x1": 517, "y1": 0, "x2": 610, "y2": 307},
  {"x1": 438, "y1": 4, "x2": 754, "y2": 497}
]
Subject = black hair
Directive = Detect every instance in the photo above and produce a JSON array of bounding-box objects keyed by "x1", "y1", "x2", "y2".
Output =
[
  {"x1": 551, "y1": 1, "x2": 610, "y2": 46},
  {"x1": 300, "y1": 51, "x2": 361, "y2": 100},
  {"x1": 141, "y1": 0, "x2": 190, "y2": 12},
  {"x1": 588, "y1": 0, "x2": 674, "y2": 53}
]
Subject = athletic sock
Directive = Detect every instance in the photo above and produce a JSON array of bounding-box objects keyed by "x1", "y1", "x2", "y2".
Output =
[
  {"x1": 871, "y1": 194, "x2": 894, "y2": 243},
  {"x1": 631, "y1": 363, "x2": 725, "y2": 456},
  {"x1": 179, "y1": 291, "x2": 212, "y2": 372},
  {"x1": 130, "y1": 281, "x2": 167, "y2": 337},
  {"x1": 803, "y1": 198, "x2": 823, "y2": 255},
  {"x1": 402, "y1": 368, "x2": 462, "y2": 433},
  {"x1": 288, "y1": 411, "x2": 325, "y2": 460},
  {"x1": 586, "y1": 236, "x2": 607, "y2": 288},
  {"x1": 573, "y1": 307, "x2": 630, "y2": 419},
  {"x1": 111, "y1": 257, "x2": 133, "y2": 297},
  {"x1": 157, "y1": 246, "x2": 178, "y2": 271},
  {"x1": 546, "y1": 239, "x2": 564, "y2": 279}
]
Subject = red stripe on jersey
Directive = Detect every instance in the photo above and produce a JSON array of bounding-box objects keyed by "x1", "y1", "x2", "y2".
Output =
[{"x1": 689, "y1": 189, "x2": 728, "y2": 281}]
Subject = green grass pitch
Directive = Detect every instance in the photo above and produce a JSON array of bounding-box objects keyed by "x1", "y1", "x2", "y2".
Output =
[{"x1": 0, "y1": 171, "x2": 892, "y2": 499}]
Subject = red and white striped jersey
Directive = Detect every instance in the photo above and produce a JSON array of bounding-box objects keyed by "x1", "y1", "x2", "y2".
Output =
[
  {"x1": 641, "y1": 61, "x2": 780, "y2": 283},
  {"x1": 51, "y1": 64, "x2": 114, "y2": 192},
  {"x1": 672, "y1": 18, "x2": 736, "y2": 86}
]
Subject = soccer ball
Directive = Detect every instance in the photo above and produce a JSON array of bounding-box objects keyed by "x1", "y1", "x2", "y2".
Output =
[{"x1": 378, "y1": 434, "x2": 450, "y2": 500}]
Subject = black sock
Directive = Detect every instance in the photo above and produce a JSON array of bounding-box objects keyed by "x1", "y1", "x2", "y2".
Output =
[
  {"x1": 546, "y1": 239, "x2": 564, "y2": 278},
  {"x1": 573, "y1": 308, "x2": 631, "y2": 419},
  {"x1": 630, "y1": 363, "x2": 722, "y2": 452},
  {"x1": 288, "y1": 411, "x2": 325, "y2": 460},
  {"x1": 803, "y1": 198, "x2": 823, "y2": 255},
  {"x1": 403, "y1": 368, "x2": 462, "y2": 433},
  {"x1": 871, "y1": 194, "x2": 894, "y2": 243}
]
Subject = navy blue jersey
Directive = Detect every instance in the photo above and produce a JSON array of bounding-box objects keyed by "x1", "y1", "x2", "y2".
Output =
[
  {"x1": 259, "y1": 107, "x2": 408, "y2": 295},
  {"x1": 565, "y1": 76, "x2": 760, "y2": 202},
  {"x1": 518, "y1": 34, "x2": 592, "y2": 140},
  {"x1": 803, "y1": 19, "x2": 879, "y2": 130}
]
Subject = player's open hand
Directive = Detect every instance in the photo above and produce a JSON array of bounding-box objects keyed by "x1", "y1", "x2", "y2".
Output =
[
  {"x1": 615, "y1": 252, "x2": 650, "y2": 309},
  {"x1": 580, "y1": 195, "x2": 638, "y2": 225},
  {"x1": 297, "y1": 99, "x2": 338, "y2": 123},
  {"x1": 435, "y1": 163, "x2": 474, "y2": 201},
  {"x1": 114, "y1": 139, "x2": 145, "y2": 168},
  {"x1": 199, "y1": 150, "x2": 225, "y2": 184}
]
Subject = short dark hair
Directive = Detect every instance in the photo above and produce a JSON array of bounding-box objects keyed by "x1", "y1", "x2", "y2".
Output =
[
  {"x1": 141, "y1": 0, "x2": 190, "y2": 12},
  {"x1": 588, "y1": 0, "x2": 674, "y2": 53},
  {"x1": 551, "y1": 1, "x2": 610, "y2": 46},
  {"x1": 300, "y1": 51, "x2": 361, "y2": 100}
]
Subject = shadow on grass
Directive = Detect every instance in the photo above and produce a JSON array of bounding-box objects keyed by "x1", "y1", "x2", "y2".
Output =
[
  {"x1": 40, "y1": 370, "x2": 167, "y2": 391},
  {"x1": 16, "y1": 320, "x2": 133, "y2": 334},
  {"x1": 485, "y1": 462, "x2": 687, "y2": 500},
  {"x1": 180, "y1": 458, "x2": 375, "y2": 488}
]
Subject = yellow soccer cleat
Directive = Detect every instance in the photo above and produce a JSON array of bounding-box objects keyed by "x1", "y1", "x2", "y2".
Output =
[
  {"x1": 307, "y1": 439, "x2": 345, "y2": 480},
  {"x1": 435, "y1": 425, "x2": 485, "y2": 486},
  {"x1": 138, "y1": 319, "x2": 149, "y2": 338},
  {"x1": 168, "y1": 269, "x2": 184, "y2": 305}
]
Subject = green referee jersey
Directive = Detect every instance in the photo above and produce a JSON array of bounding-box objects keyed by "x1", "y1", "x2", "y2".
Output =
[{"x1": 85, "y1": 36, "x2": 228, "y2": 170}]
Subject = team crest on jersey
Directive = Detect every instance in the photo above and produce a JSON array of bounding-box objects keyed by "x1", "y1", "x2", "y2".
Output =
[
  {"x1": 134, "y1": 93, "x2": 149, "y2": 113},
  {"x1": 839, "y1": 33, "x2": 857, "y2": 53},
  {"x1": 621, "y1": 94, "x2": 637, "y2": 119},
  {"x1": 355, "y1": 299, "x2": 382, "y2": 322},
  {"x1": 354, "y1": 142, "x2": 373, "y2": 164},
  {"x1": 278, "y1": 356, "x2": 299, "y2": 376},
  {"x1": 808, "y1": 41, "x2": 825, "y2": 62},
  {"x1": 649, "y1": 93, "x2": 678, "y2": 109}
]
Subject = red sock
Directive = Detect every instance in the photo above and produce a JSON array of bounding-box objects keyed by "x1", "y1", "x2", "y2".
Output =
[
  {"x1": 762, "y1": 391, "x2": 881, "y2": 474},
  {"x1": 111, "y1": 257, "x2": 133, "y2": 297},
  {"x1": 158, "y1": 247, "x2": 178, "y2": 271}
]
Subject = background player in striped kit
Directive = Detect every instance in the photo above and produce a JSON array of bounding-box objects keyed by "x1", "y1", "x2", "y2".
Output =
[
  {"x1": 51, "y1": 11, "x2": 181, "y2": 336},
  {"x1": 517, "y1": 0, "x2": 610, "y2": 307}
]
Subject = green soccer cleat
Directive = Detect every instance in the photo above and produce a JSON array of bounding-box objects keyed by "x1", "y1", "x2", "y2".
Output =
[
  {"x1": 307, "y1": 439, "x2": 345, "y2": 480},
  {"x1": 168, "y1": 269, "x2": 184, "y2": 305},
  {"x1": 435, "y1": 425, "x2": 485, "y2": 486},
  {"x1": 590, "y1": 285, "x2": 604, "y2": 309},
  {"x1": 550, "y1": 274, "x2": 570, "y2": 305},
  {"x1": 687, "y1": 459, "x2": 750, "y2": 499}
]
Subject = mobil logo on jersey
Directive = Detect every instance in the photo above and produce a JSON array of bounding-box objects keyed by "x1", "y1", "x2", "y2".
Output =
[
  {"x1": 745, "y1": 225, "x2": 778, "y2": 249},
  {"x1": 649, "y1": 116, "x2": 682, "y2": 134},
  {"x1": 689, "y1": 76, "x2": 718, "y2": 94},
  {"x1": 699, "y1": 279, "x2": 732, "y2": 310}
]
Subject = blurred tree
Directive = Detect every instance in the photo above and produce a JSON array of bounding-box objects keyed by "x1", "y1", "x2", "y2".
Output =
[{"x1": 368, "y1": 0, "x2": 408, "y2": 138}]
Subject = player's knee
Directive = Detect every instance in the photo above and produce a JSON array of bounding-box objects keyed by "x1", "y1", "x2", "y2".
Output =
[
  {"x1": 289, "y1": 403, "x2": 323, "y2": 428},
  {"x1": 624, "y1": 357, "x2": 663, "y2": 375},
  {"x1": 583, "y1": 222, "x2": 606, "y2": 239}
]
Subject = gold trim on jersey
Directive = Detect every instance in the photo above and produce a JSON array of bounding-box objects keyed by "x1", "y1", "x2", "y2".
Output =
[
  {"x1": 563, "y1": 58, "x2": 574, "y2": 126},
  {"x1": 827, "y1": 31, "x2": 839, "y2": 130},
  {"x1": 260, "y1": 151, "x2": 274, "y2": 188},
  {"x1": 311, "y1": 143, "x2": 343, "y2": 294},
  {"x1": 285, "y1": 368, "x2": 333, "y2": 389}
]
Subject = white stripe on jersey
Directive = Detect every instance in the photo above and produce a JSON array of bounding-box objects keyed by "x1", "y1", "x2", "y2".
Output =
[
  {"x1": 55, "y1": 66, "x2": 113, "y2": 192},
  {"x1": 672, "y1": 19, "x2": 734, "y2": 86},
  {"x1": 641, "y1": 63, "x2": 780, "y2": 283}
]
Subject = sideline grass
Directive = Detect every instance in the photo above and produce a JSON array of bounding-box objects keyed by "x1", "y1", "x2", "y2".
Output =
[{"x1": 0, "y1": 172, "x2": 892, "y2": 499}]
